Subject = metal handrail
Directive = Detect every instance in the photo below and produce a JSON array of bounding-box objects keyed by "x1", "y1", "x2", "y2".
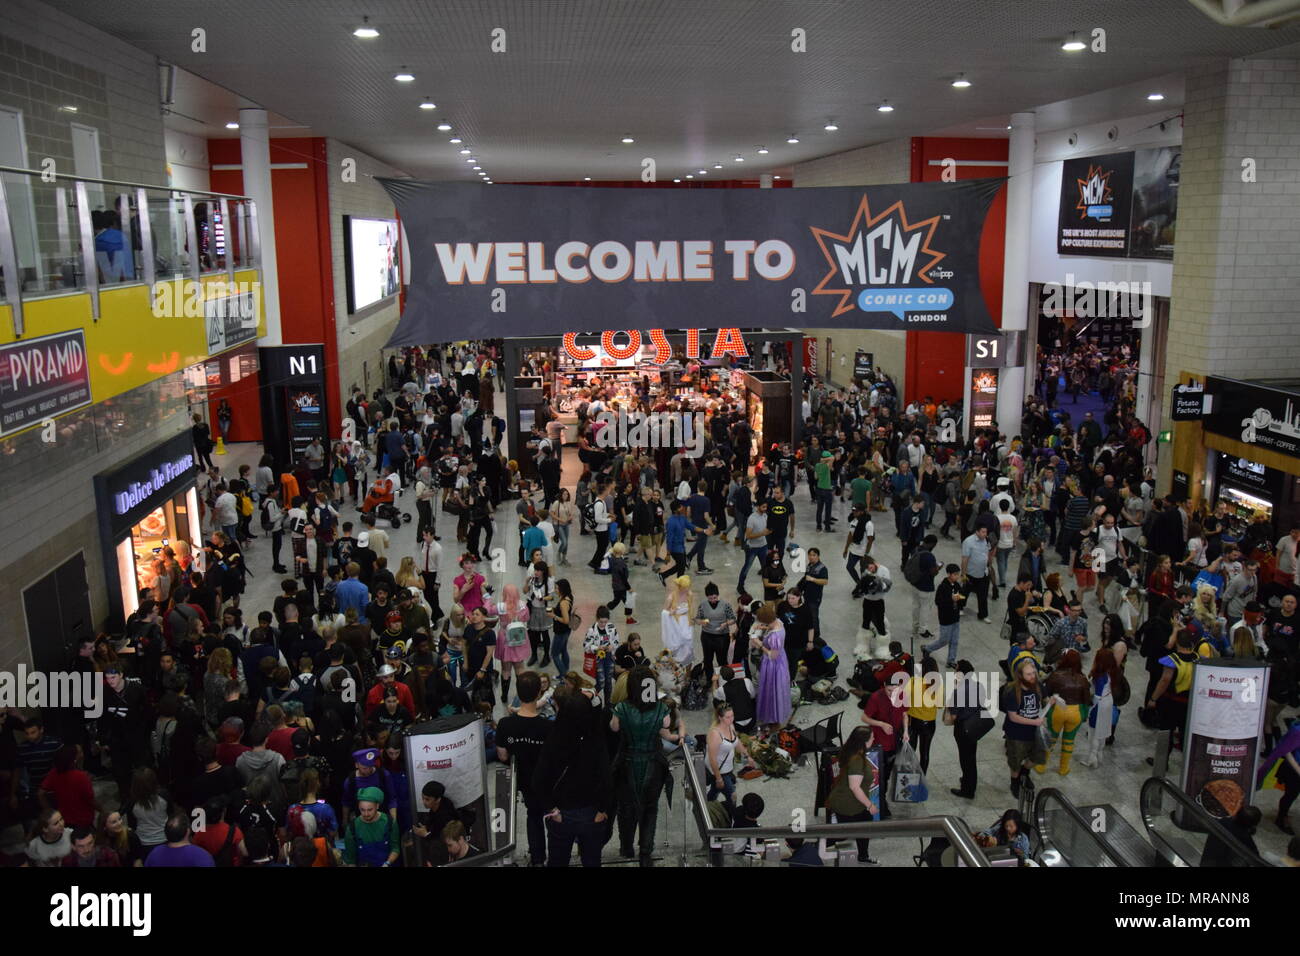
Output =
[
  {"x1": 1139, "y1": 775, "x2": 1274, "y2": 867},
  {"x1": 681, "y1": 750, "x2": 990, "y2": 867},
  {"x1": 444, "y1": 761, "x2": 518, "y2": 867},
  {"x1": 1033, "y1": 786, "x2": 1131, "y2": 866},
  {"x1": 0, "y1": 164, "x2": 252, "y2": 200}
]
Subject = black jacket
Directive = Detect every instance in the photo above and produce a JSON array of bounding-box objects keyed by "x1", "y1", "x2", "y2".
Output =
[{"x1": 532, "y1": 696, "x2": 613, "y2": 813}]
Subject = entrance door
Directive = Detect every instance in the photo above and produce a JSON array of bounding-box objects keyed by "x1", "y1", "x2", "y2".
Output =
[{"x1": 23, "y1": 552, "x2": 93, "y2": 675}]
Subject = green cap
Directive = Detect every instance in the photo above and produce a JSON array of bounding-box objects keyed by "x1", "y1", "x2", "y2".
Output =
[{"x1": 356, "y1": 786, "x2": 384, "y2": 805}]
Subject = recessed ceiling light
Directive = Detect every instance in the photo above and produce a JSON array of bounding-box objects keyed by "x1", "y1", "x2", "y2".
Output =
[
  {"x1": 713, "y1": 162, "x2": 723, "y2": 169},
  {"x1": 60, "y1": 105, "x2": 78, "y2": 113},
  {"x1": 1147, "y1": 92, "x2": 1165, "y2": 101},
  {"x1": 465, "y1": 157, "x2": 476, "y2": 163},
  {"x1": 621, "y1": 135, "x2": 634, "y2": 144},
  {"x1": 952, "y1": 74, "x2": 971, "y2": 89},
  {"x1": 395, "y1": 70, "x2": 415, "y2": 83},
  {"x1": 584, "y1": 177, "x2": 592, "y2": 181},
  {"x1": 418, "y1": 99, "x2": 436, "y2": 110},
  {"x1": 1006, "y1": 124, "x2": 1013, "y2": 130},
  {"x1": 733, "y1": 155, "x2": 744, "y2": 163},
  {"x1": 787, "y1": 135, "x2": 799, "y2": 144},
  {"x1": 353, "y1": 16, "x2": 379, "y2": 38},
  {"x1": 1061, "y1": 32, "x2": 1086, "y2": 52},
  {"x1": 459, "y1": 148, "x2": 471, "y2": 154},
  {"x1": 685, "y1": 174, "x2": 694, "y2": 179},
  {"x1": 773, "y1": 175, "x2": 782, "y2": 180},
  {"x1": 437, "y1": 123, "x2": 451, "y2": 131},
  {"x1": 673, "y1": 178, "x2": 681, "y2": 183},
  {"x1": 877, "y1": 101, "x2": 894, "y2": 113},
  {"x1": 698, "y1": 169, "x2": 707, "y2": 175},
  {"x1": 824, "y1": 122, "x2": 838, "y2": 131},
  {"x1": 472, "y1": 165, "x2": 481, "y2": 170},
  {"x1": 449, "y1": 137, "x2": 462, "y2": 144},
  {"x1": 757, "y1": 146, "x2": 769, "y2": 154},
  {"x1": 225, "y1": 122, "x2": 239, "y2": 129}
]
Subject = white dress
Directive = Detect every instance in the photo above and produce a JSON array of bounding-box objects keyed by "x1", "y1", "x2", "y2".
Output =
[{"x1": 661, "y1": 599, "x2": 695, "y2": 664}]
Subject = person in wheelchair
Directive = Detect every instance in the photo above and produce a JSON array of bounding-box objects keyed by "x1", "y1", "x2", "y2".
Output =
[
  {"x1": 1041, "y1": 601, "x2": 1091, "y2": 666},
  {"x1": 1002, "y1": 634, "x2": 1043, "y2": 681},
  {"x1": 362, "y1": 472, "x2": 396, "y2": 515}
]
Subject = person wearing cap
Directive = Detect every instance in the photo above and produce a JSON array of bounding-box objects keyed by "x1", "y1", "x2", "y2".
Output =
[
  {"x1": 989, "y1": 477, "x2": 1016, "y2": 520},
  {"x1": 343, "y1": 786, "x2": 400, "y2": 867},
  {"x1": 351, "y1": 531, "x2": 378, "y2": 585},
  {"x1": 340, "y1": 748, "x2": 399, "y2": 832},
  {"x1": 365, "y1": 660, "x2": 416, "y2": 718},
  {"x1": 814, "y1": 450, "x2": 837, "y2": 532},
  {"x1": 1230, "y1": 601, "x2": 1268, "y2": 660}
]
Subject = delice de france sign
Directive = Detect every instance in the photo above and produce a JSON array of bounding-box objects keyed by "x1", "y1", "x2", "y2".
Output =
[{"x1": 380, "y1": 178, "x2": 1004, "y2": 346}]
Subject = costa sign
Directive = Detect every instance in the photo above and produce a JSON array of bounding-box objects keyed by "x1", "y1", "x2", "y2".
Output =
[
  {"x1": 379, "y1": 179, "x2": 1002, "y2": 345},
  {"x1": 562, "y1": 328, "x2": 747, "y2": 366}
]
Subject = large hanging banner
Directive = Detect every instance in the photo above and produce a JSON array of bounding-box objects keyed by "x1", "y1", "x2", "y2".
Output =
[
  {"x1": 380, "y1": 178, "x2": 1005, "y2": 346},
  {"x1": 1056, "y1": 147, "x2": 1178, "y2": 260}
]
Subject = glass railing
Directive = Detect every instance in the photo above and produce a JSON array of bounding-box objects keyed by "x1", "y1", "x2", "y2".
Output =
[
  {"x1": 1139, "y1": 775, "x2": 1274, "y2": 867},
  {"x1": 0, "y1": 164, "x2": 259, "y2": 336},
  {"x1": 1033, "y1": 787, "x2": 1132, "y2": 866}
]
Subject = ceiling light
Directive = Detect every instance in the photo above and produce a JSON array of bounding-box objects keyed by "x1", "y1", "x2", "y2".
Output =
[
  {"x1": 621, "y1": 135, "x2": 634, "y2": 144},
  {"x1": 1061, "y1": 32, "x2": 1086, "y2": 52},
  {"x1": 877, "y1": 101, "x2": 894, "y2": 113},
  {"x1": 952, "y1": 73, "x2": 971, "y2": 89},
  {"x1": 418, "y1": 99, "x2": 436, "y2": 110},
  {"x1": 773, "y1": 175, "x2": 782, "y2": 180},
  {"x1": 225, "y1": 122, "x2": 239, "y2": 129},
  {"x1": 459, "y1": 148, "x2": 471, "y2": 154},
  {"x1": 787, "y1": 135, "x2": 799, "y2": 144},
  {"x1": 1007, "y1": 124, "x2": 1013, "y2": 130},
  {"x1": 353, "y1": 17, "x2": 379, "y2": 38},
  {"x1": 685, "y1": 174, "x2": 694, "y2": 179},
  {"x1": 395, "y1": 70, "x2": 415, "y2": 83},
  {"x1": 698, "y1": 169, "x2": 707, "y2": 175},
  {"x1": 60, "y1": 105, "x2": 78, "y2": 113},
  {"x1": 713, "y1": 162, "x2": 723, "y2": 169},
  {"x1": 673, "y1": 178, "x2": 681, "y2": 183},
  {"x1": 757, "y1": 146, "x2": 769, "y2": 154},
  {"x1": 472, "y1": 165, "x2": 481, "y2": 170},
  {"x1": 733, "y1": 155, "x2": 744, "y2": 163},
  {"x1": 449, "y1": 137, "x2": 462, "y2": 144},
  {"x1": 584, "y1": 177, "x2": 592, "y2": 181},
  {"x1": 465, "y1": 157, "x2": 475, "y2": 163},
  {"x1": 824, "y1": 122, "x2": 838, "y2": 131},
  {"x1": 437, "y1": 122, "x2": 451, "y2": 131},
  {"x1": 1147, "y1": 92, "x2": 1165, "y2": 101}
]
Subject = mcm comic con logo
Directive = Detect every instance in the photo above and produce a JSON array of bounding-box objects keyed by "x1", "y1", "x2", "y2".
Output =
[
  {"x1": 811, "y1": 196, "x2": 954, "y2": 324},
  {"x1": 1075, "y1": 164, "x2": 1116, "y2": 221}
]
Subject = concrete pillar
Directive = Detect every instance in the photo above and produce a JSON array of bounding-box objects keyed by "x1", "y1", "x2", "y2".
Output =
[
  {"x1": 240, "y1": 107, "x2": 282, "y2": 345},
  {"x1": 995, "y1": 111, "x2": 1035, "y2": 437}
]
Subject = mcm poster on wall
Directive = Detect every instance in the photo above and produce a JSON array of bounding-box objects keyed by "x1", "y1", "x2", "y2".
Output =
[{"x1": 1056, "y1": 147, "x2": 1179, "y2": 261}]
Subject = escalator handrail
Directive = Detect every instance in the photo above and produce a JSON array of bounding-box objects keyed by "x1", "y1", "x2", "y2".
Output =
[
  {"x1": 682, "y1": 751, "x2": 990, "y2": 866},
  {"x1": 1139, "y1": 775, "x2": 1274, "y2": 867},
  {"x1": 445, "y1": 762, "x2": 518, "y2": 867},
  {"x1": 1032, "y1": 787, "x2": 1133, "y2": 867}
]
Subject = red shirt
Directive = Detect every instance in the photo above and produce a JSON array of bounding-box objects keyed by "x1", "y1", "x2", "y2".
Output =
[
  {"x1": 40, "y1": 768, "x2": 95, "y2": 828},
  {"x1": 192, "y1": 823, "x2": 245, "y2": 865},
  {"x1": 266, "y1": 727, "x2": 297, "y2": 762},
  {"x1": 864, "y1": 686, "x2": 907, "y2": 754},
  {"x1": 365, "y1": 680, "x2": 415, "y2": 717},
  {"x1": 216, "y1": 742, "x2": 250, "y2": 767}
]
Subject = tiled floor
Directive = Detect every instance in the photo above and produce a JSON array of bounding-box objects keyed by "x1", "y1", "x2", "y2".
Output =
[{"x1": 206, "y1": 439, "x2": 1296, "y2": 866}]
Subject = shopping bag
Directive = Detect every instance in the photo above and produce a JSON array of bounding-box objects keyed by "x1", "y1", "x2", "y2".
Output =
[
  {"x1": 582, "y1": 651, "x2": 598, "y2": 679},
  {"x1": 1191, "y1": 569, "x2": 1225, "y2": 598},
  {"x1": 889, "y1": 740, "x2": 929, "y2": 803}
]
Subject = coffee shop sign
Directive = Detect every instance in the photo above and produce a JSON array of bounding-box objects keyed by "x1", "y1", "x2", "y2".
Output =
[{"x1": 563, "y1": 329, "x2": 748, "y2": 366}]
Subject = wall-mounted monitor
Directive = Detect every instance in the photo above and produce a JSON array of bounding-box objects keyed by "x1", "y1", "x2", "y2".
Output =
[{"x1": 343, "y1": 215, "x2": 401, "y2": 313}]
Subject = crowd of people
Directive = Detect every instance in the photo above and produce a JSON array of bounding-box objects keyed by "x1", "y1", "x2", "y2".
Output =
[{"x1": 4, "y1": 334, "x2": 1298, "y2": 870}]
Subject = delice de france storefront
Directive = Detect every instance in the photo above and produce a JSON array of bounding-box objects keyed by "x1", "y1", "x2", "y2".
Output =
[{"x1": 92, "y1": 430, "x2": 201, "y2": 629}]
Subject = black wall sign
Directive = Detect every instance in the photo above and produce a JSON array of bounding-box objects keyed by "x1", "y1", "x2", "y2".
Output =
[
  {"x1": 1205, "y1": 376, "x2": 1300, "y2": 462},
  {"x1": 1058, "y1": 151, "x2": 1135, "y2": 257},
  {"x1": 1171, "y1": 469, "x2": 1191, "y2": 501},
  {"x1": 0, "y1": 329, "x2": 93, "y2": 438},
  {"x1": 1171, "y1": 382, "x2": 1208, "y2": 422},
  {"x1": 381, "y1": 178, "x2": 1005, "y2": 345},
  {"x1": 93, "y1": 430, "x2": 196, "y2": 540},
  {"x1": 1216, "y1": 453, "x2": 1282, "y2": 500},
  {"x1": 853, "y1": 350, "x2": 874, "y2": 379},
  {"x1": 259, "y1": 345, "x2": 328, "y2": 470},
  {"x1": 259, "y1": 344, "x2": 326, "y2": 387}
]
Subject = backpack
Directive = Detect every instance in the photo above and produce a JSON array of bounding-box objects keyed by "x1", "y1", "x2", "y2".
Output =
[
  {"x1": 238, "y1": 492, "x2": 254, "y2": 518},
  {"x1": 504, "y1": 619, "x2": 529, "y2": 648},
  {"x1": 260, "y1": 497, "x2": 276, "y2": 531},
  {"x1": 280, "y1": 758, "x2": 308, "y2": 804},
  {"x1": 681, "y1": 664, "x2": 710, "y2": 711},
  {"x1": 776, "y1": 725, "x2": 802, "y2": 760},
  {"x1": 1111, "y1": 672, "x2": 1132, "y2": 708},
  {"x1": 903, "y1": 551, "x2": 924, "y2": 586},
  {"x1": 285, "y1": 802, "x2": 310, "y2": 838},
  {"x1": 1171, "y1": 653, "x2": 1197, "y2": 696},
  {"x1": 151, "y1": 717, "x2": 177, "y2": 773},
  {"x1": 582, "y1": 500, "x2": 597, "y2": 527}
]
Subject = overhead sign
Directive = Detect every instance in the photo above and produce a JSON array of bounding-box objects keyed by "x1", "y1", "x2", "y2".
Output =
[
  {"x1": 0, "y1": 329, "x2": 93, "y2": 437},
  {"x1": 853, "y1": 350, "x2": 874, "y2": 379},
  {"x1": 93, "y1": 430, "x2": 197, "y2": 538},
  {"x1": 204, "y1": 290, "x2": 259, "y2": 356},
  {"x1": 1057, "y1": 147, "x2": 1179, "y2": 261},
  {"x1": 1205, "y1": 375, "x2": 1300, "y2": 461},
  {"x1": 965, "y1": 332, "x2": 1024, "y2": 369},
  {"x1": 380, "y1": 178, "x2": 1005, "y2": 345},
  {"x1": 1181, "y1": 660, "x2": 1269, "y2": 821},
  {"x1": 1216, "y1": 453, "x2": 1280, "y2": 500},
  {"x1": 1170, "y1": 381, "x2": 1209, "y2": 422}
]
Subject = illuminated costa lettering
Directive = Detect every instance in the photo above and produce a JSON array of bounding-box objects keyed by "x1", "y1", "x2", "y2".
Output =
[
  {"x1": 648, "y1": 328, "x2": 672, "y2": 364},
  {"x1": 685, "y1": 329, "x2": 701, "y2": 359},
  {"x1": 562, "y1": 332, "x2": 596, "y2": 361},
  {"x1": 710, "y1": 327, "x2": 749, "y2": 359},
  {"x1": 600, "y1": 329, "x2": 642, "y2": 360}
]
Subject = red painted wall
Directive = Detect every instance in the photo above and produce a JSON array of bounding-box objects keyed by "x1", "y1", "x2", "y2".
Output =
[
  {"x1": 905, "y1": 137, "x2": 1009, "y2": 406},
  {"x1": 206, "y1": 138, "x2": 339, "y2": 443}
]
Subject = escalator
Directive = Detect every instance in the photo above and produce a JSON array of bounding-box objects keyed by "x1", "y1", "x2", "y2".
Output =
[{"x1": 1034, "y1": 777, "x2": 1275, "y2": 867}]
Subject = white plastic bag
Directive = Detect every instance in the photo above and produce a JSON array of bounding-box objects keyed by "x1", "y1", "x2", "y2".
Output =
[{"x1": 890, "y1": 740, "x2": 929, "y2": 803}]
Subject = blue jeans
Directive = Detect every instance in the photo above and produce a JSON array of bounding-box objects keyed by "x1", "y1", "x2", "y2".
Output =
[
  {"x1": 222, "y1": 524, "x2": 238, "y2": 544},
  {"x1": 728, "y1": 509, "x2": 750, "y2": 540},
  {"x1": 555, "y1": 523, "x2": 570, "y2": 559},
  {"x1": 546, "y1": 806, "x2": 606, "y2": 867},
  {"x1": 594, "y1": 654, "x2": 615, "y2": 702},
  {"x1": 921, "y1": 491, "x2": 934, "y2": 526},
  {"x1": 738, "y1": 545, "x2": 768, "y2": 594},
  {"x1": 924, "y1": 621, "x2": 961, "y2": 665},
  {"x1": 707, "y1": 771, "x2": 737, "y2": 812},
  {"x1": 816, "y1": 488, "x2": 834, "y2": 528},
  {"x1": 551, "y1": 626, "x2": 571, "y2": 677},
  {"x1": 996, "y1": 547, "x2": 1012, "y2": 584},
  {"x1": 688, "y1": 532, "x2": 709, "y2": 570}
]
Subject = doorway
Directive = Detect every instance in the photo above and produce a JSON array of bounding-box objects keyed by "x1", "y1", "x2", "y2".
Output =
[{"x1": 23, "y1": 552, "x2": 93, "y2": 676}]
